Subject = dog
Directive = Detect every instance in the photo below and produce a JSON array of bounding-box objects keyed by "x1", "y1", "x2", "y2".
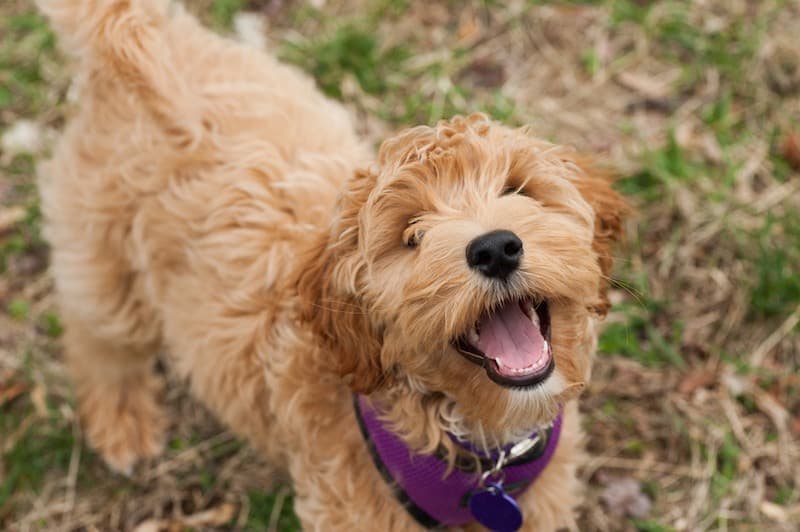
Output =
[{"x1": 37, "y1": 1, "x2": 628, "y2": 530}]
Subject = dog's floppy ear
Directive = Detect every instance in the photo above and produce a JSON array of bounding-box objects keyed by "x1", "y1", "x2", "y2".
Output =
[
  {"x1": 295, "y1": 169, "x2": 386, "y2": 394},
  {"x1": 568, "y1": 155, "x2": 631, "y2": 316}
]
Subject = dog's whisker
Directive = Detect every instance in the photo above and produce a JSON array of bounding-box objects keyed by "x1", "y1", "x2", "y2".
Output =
[{"x1": 600, "y1": 274, "x2": 648, "y2": 308}]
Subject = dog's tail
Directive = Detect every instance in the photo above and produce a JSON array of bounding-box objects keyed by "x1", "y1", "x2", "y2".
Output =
[
  {"x1": 38, "y1": 0, "x2": 207, "y2": 146},
  {"x1": 37, "y1": 0, "x2": 169, "y2": 55}
]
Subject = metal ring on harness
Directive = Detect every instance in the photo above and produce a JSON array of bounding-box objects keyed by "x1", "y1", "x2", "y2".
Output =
[{"x1": 479, "y1": 449, "x2": 507, "y2": 487}]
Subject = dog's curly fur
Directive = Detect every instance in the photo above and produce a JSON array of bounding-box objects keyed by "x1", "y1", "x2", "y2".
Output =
[{"x1": 37, "y1": 1, "x2": 628, "y2": 530}]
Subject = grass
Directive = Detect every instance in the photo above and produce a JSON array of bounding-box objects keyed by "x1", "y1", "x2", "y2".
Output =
[
  {"x1": 1, "y1": 0, "x2": 799, "y2": 530},
  {"x1": 275, "y1": 2, "x2": 523, "y2": 126},
  {"x1": 280, "y1": 23, "x2": 411, "y2": 99},
  {"x1": 0, "y1": 10, "x2": 57, "y2": 118},
  {"x1": 599, "y1": 307, "x2": 686, "y2": 368},
  {"x1": 0, "y1": 405, "x2": 76, "y2": 518},
  {"x1": 210, "y1": 0, "x2": 248, "y2": 30},
  {"x1": 749, "y1": 212, "x2": 800, "y2": 318},
  {"x1": 247, "y1": 490, "x2": 301, "y2": 531}
]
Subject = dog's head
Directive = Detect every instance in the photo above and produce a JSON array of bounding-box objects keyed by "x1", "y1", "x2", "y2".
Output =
[{"x1": 297, "y1": 114, "x2": 628, "y2": 437}]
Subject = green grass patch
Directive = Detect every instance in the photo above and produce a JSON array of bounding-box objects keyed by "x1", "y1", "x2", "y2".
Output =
[
  {"x1": 599, "y1": 296, "x2": 685, "y2": 368},
  {"x1": 280, "y1": 24, "x2": 410, "y2": 100},
  {"x1": 603, "y1": 1, "x2": 764, "y2": 87},
  {"x1": 708, "y1": 431, "x2": 741, "y2": 502},
  {"x1": 633, "y1": 520, "x2": 676, "y2": 532},
  {"x1": 773, "y1": 485, "x2": 796, "y2": 506},
  {"x1": 277, "y1": 4, "x2": 519, "y2": 126},
  {"x1": 747, "y1": 212, "x2": 800, "y2": 319},
  {"x1": 38, "y1": 311, "x2": 63, "y2": 338},
  {"x1": 618, "y1": 134, "x2": 706, "y2": 202},
  {"x1": 0, "y1": 202, "x2": 45, "y2": 275},
  {"x1": 363, "y1": 0, "x2": 411, "y2": 23},
  {"x1": 246, "y1": 489, "x2": 300, "y2": 531},
  {"x1": 658, "y1": 9, "x2": 760, "y2": 87},
  {"x1": 0, "y1": 405, "x2": 75, "y2": 517},
  {"x1": 609, "y1": 0, "x2": 650, "y2": 26},
  {"x1": 7, "y1": 298, "x2": 30, "y2": 320},
  {"x1": 0, "y1": 10, "x2": 57, "y2": 119},
  {"x1": 581, "y1": 48, "x2": 601, "y2": 76},
  {"x1": 0, "y1": 155, "x2": 45, "y2": 274},
  {"x1": 701, "y1": 91, "x2": 738, "y2": 147},
  {"x1": 619, "y1": 128, "x2": 746, "y2": 206},
  {"x1": 600, "y1": 259, "x2": 688, "y2": 369},
  {"x1": 390, "y1": 83, "x2": 515, "y2": 126},
  {"x1": 210, "y1": 0, "x2": 247, "y2": 30}
]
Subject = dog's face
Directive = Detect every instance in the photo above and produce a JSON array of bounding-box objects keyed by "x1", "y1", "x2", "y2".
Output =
[{"x1": 299, "y1": 114, "x2": 627, "y2": 437}]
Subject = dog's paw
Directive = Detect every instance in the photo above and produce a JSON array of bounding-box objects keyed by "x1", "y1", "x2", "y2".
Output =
[
  {"x1": 78, "y1": 382, "x2": 167, "y2": 475},
  {"x1": 98, "y1": 420, "x2": 166, "y2": 477}
]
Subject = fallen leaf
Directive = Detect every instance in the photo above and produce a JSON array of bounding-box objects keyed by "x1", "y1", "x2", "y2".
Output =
[
  {"x1": 780, "y1": 132, "x2": 800, "y2": 171},
  {"x1": 0, "y1": 382, "x2": 28, "y2": 407},
  {"x1": 457, "y1": 12, "x2": 482, "y2": 44},
  {"x1": 678, "y1": 369, "x2": 716, "y2": 395},
  {"x1": 463, "y1": 57, "x2": 507, "y2": 88}
]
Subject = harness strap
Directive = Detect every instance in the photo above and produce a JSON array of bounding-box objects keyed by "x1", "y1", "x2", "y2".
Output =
[{"x1": 354, "y1": 395, "x2": 563, "y2": 529}]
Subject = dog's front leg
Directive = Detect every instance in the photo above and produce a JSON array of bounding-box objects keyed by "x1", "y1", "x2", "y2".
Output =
[
  {"x1": 278, "y1": 394, "x2": 426, "y2": 532},
  {"x1": 290, "y1": 454, "x2": 427, "y2": 532}
]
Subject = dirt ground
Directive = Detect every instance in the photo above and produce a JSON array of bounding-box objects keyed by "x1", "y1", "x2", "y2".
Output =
[{"x1": 1, "y1": 0, "x2": 799, "y2": 530}]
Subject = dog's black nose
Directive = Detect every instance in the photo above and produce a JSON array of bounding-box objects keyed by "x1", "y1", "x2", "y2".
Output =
[{"x1": 466, "y1": 229, "x2": 523, "y2": 280}]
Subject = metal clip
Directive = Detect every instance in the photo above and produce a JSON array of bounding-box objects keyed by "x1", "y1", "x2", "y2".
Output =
[
  {"x1": 479, "y1": 449, "x2": 507, "y2": 488},
  {"x1": 508, "y1": 434, "x2": 541, "y2": 461}
]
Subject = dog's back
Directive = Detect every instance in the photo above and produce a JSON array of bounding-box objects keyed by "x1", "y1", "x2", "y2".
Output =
[
  {"x1": 37, "y1": 0, "x2": 367, "y2": 473},
  {"x1": 38, "y1": 0, "x2": 362, "y2": 161}
]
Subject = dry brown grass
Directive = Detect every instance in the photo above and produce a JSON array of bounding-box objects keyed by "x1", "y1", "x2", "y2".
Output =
[{"x1": 1, "y1": 0, "x2": 799, "y2": 530}]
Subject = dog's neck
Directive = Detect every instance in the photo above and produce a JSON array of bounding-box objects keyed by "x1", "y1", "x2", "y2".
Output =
[
  {"x1": 366, "y1": 378, "x2": 554, "y2": 464},
  {"x1": 354, "y1": 392, "x2": 562, "y2": 529}
]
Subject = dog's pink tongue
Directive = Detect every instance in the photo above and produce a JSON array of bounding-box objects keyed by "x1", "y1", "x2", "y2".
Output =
[{"x1": 477, "y1": 302, "x2": 545, "y2": 371}]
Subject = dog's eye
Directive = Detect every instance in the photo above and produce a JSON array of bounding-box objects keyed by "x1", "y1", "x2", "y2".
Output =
[
  {"x1": 501, "y1": 185, "x2": 521, "y2": 196},
  {"x1": 403, "y1": 221, "x2": 424, "y2": 249},
  {"x1": 405, "y1": 230, "x2": 425, "y2": 248}
]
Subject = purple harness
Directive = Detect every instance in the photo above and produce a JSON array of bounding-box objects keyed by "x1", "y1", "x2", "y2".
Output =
[{"x1": 354, "y1": 395, "x2": 562, "y2": 530}]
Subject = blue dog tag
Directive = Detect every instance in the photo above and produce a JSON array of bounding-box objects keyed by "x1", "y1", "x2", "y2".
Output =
[{"x1": 468, "y1": 482, "x2": 523, "y2": 532}]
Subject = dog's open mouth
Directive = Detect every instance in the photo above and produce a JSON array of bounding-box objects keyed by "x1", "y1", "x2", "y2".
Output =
[{"x1": 454, "y1": 298, "x2": 554, "y2": 388}]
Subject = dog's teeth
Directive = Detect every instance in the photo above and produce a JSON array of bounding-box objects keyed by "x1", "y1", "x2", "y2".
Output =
[
  {"x1": 529, "y1": 308, "x2": 540, "y2": 328},
  {"x1": 468, "y1": 327, "x2": 480, "y2": 345}
]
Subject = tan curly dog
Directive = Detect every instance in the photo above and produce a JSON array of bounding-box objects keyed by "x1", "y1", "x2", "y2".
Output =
[{"x1": 37, "y1": 1, "x2": 628, "y2": 530}]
